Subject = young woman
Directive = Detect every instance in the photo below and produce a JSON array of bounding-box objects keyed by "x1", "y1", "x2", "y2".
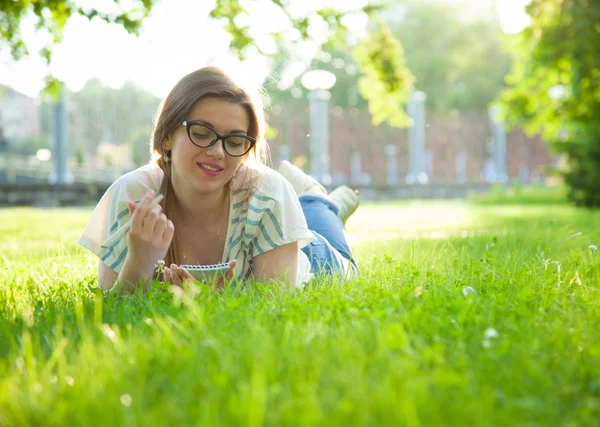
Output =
[{"x1": 77, "y1": 66, "x2": 359, "y2": 292}]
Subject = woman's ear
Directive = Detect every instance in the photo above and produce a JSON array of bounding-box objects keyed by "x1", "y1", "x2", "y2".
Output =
[{"x1": 163, "y1": 135, "x2": 171, "y2": 151}]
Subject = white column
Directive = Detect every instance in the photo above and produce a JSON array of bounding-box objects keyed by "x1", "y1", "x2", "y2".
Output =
[
  {"x1": 51, "y1": 82, "x2": 71, "y2": 184},
  {"x1": 406, "y1": 91, "x2": 428, "y2": 184},
  {"x1": 308, "y1": 89, "x2": 331, "y2": 185},
  {"x1": 385, "y1": 144, "x2": 398, "y2": 185},
  {"x1": 488, "y1": 106, "x2": 507, "y2": 182}
]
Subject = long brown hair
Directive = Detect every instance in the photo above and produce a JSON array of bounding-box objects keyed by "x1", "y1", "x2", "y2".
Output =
[{"x1": 150, "y1": 66, "x2": 270, "y2": 266}]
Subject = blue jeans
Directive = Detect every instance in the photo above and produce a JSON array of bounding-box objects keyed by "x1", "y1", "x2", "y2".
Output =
[{"x1": 299, "y1": 194, "x2": 357, "y2": 277}]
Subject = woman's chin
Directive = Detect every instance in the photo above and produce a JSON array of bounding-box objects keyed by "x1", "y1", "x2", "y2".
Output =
[{"x1": 191, "y1": 176, "x2": 231, "y2": 195}]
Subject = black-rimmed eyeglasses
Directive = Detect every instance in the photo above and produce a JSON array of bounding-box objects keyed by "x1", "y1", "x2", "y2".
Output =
[{"x1": 181, "y1": 121, "x2": 255, "y2": 157}]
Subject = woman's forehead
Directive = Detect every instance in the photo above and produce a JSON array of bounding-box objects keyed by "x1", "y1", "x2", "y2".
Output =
[{"x1": 189, "y1": 97, "x2": 250, "y2": 133}]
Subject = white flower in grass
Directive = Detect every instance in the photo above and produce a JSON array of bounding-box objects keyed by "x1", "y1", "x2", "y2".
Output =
[
  {"x1": 102, "y1": 324, "x2": 116, "y2": 342},
  {"x1": 120, "y1": 394, "x2": 133, "y2": 407},
  {"x1": 65, "y1": 376, "x2": 75, "y2": 386},
  {"x1": 484, "y1": 328, "x2": 499, "y2": 339},
  {"x1": 589, "y1": 245, "x2": 597, "y2": 254},
  {"x1": 482, "y1": 328, "x2": 499, "y2": 348},
  {"x1": 463, "y1": 286, "x2": 477, "y2": 297},
  {"x1": 155, "y1": 259, "x2": 166, "y2": 275}
]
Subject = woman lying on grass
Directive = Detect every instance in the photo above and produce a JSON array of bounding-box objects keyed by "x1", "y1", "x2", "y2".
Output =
[{"x1": 77, "y1": 66, "x2": 359, "y2": 293}]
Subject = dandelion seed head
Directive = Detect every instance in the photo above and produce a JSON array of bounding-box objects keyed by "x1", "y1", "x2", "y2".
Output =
[{"x1": 120, "y1": 394, "x2": 133, "y2": 407}]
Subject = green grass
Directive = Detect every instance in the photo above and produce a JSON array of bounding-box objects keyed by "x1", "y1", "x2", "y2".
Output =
[
  {"x1": 1, "y1": 201, "x2": 600, "y2": 426},
  {"x1": 469, "y1": 184, "x2": 568, "y2": 205}
]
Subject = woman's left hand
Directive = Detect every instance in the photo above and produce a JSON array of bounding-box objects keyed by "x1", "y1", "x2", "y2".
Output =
[
  {"x1": 216, "y1": 260, "x2": 237, "y2": 290},
  {"x1": 164, "y1": 264, "x2": 195, "y2": 288}
]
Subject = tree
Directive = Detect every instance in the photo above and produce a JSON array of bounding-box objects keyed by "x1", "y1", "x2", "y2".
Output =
[
  {"x1": 68, "y1": 79, "x2": 160, "y2": 160},
  {"x1": 1, "y1": 0, "x2": 415, "y2": 128},
  {"x1": 0, "y1": 0, "x2": 155, "y2": 61},
  {"x1": 210, "y1": 0, "x2": 415, "y2": 128},
  {"x1": 267, "y1": 0, "x2": 512, "y2": 115},
  {"x1": 498, "y1": 0, "x2": 600, "y2": 206},
  {"x1": 387, "y1": 0, "x2": 511, "y2": 111}
]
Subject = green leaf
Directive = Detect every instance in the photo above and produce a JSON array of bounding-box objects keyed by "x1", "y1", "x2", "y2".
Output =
[{"x1": 353, "y1": 18, "x2": 415, "y2": 128}]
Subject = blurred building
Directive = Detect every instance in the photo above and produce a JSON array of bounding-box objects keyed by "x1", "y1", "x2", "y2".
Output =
[
  {"x1": 95, "y1": 142, "x2": 134, "y2": 170},
  {"x1": 0, "y1": 85, "x2": 40, "y2": 142},
  {"x1": 0, "y1": 84, "x2": 555, "y2": 188},
  {"x1": 268, "y1": 106, "x2": 554, "y2": 186}
]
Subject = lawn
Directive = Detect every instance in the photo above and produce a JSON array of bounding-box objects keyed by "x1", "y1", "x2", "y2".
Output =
[{"x1": 0, "y1": 201, "x2": 599, "y2": 426}]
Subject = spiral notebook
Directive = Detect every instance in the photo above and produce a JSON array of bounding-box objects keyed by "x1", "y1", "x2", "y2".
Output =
[{"x1": 180, "y1": 262, "x2": 230, "y2": 282}]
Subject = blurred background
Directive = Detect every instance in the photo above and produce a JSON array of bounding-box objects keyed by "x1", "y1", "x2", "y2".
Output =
[{"x1": 1, "y1": 0, "x2": 595, "y2": 206}]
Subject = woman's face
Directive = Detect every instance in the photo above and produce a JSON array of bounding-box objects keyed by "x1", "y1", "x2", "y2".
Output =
[{"x1": 165, "y1": 96, "x2": 251, "y2": 197}]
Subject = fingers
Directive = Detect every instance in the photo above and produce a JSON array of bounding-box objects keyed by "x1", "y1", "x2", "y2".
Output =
[
  {"x1": 129, "y1": 190, "x2": 174, "y2": 248},
  {"x1": 164, "y1": 267, "x2": 173, "y2": 284},
  {"x1": 142, "y1": 204, "x2": 160, "y2": 238},
  {"x1": 168, "y1": 262, "x2": 236, "y2": 290},
  {"x1": 168, "y1": 263, "x2": 182, "y2": 286},
  {"x1": 152, "y1": 212, "x2": 168, "y2": 244},
  {"x1": 217, "y1": 259, "x2": 237, "y2": 290},
  {"x1": 166, "y1": 264, "x2": 195, "y2": 286},
  {"x1": 130, "y1": 191, "x2": 155, "y2": 234},
  {"x1": 127, "y1": 200, "x2": 136, "y2": 216},
  {"x1": 162, "y1": 219, "x2": 175, "y2": 247},
  {"x1": 177, "y1": 266, "x2": 194, "y2": 283},
  {"x1": 225, "y1": 259, "x2": 237, "y2": 281}
]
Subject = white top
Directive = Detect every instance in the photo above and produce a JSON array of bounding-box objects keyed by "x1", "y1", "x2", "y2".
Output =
[{"x1": 77, "y1": 162, "x2": 316, "y2": 288}]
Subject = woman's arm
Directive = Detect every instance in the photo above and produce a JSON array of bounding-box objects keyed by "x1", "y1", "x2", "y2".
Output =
[
  {"x1": 98, "y1": 257, "x2": 156, "y2": 292},
  {"x1": 96, "y1": 190, "x2": 174, "y2": 293},
  {"x1": 252, "y1": 242, "x2": 299, "y2": 289},
  {"x1": 98, "y1": 260, "x2": 118, "y2": 290}
]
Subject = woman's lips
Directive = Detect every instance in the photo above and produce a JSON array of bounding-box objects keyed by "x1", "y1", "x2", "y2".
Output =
[{"x1": 198, "y1": 162, "x2": 224, "y2": 176}]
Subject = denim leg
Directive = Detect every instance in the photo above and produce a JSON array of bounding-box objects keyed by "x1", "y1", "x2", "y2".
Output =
[
  {"x1": 299, "y1": 194, "x2": 356, "y2": 275},
  {"x1": 301, "y1": 230, "x2": 344, "y2": 276}
]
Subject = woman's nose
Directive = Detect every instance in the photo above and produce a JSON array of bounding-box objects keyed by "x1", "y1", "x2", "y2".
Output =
[{"x1": 207, "y1": 139, "x2": 225, "y2": 158}]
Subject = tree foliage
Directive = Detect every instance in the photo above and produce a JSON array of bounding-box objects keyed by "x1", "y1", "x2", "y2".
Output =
[
  {"x1": 0, "y1": 0, "x2": 155, "y2": 61},
  {"x1": 389, "y1": 0, "x2": 511, "y2": 111},
  {"x1": 266, "y1": 0, "x2": 511, "y2": 115},
  {"x1": 209, "y1": 0, "x2": 416, "y2": 128},
  {"x1": 498, "y1": 0, "x2": 600, "y2": 206},
  {"x1": 353, "y1": 17, "x2": 414, "y2": 127},
  {"x1": 1, "y1": 0, "x2": 416, "y2": 128},
  {"x1": 68, "y1": 79, "x2": 160, "y2": 163}
]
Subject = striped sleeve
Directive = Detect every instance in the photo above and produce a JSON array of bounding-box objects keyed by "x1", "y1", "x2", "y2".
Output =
[
  {"x1": 97, "y1": 203, "x2": 131, "y2": 271},
  {"x1": 245, "y1": 176, "x2": 313, "y2": 258},
  {"x1": 77, "y1": 181, "x2": 133, "y2": 273},
  {"x1": 77, "y1": 164, "x2": 161, "y2": 273}
]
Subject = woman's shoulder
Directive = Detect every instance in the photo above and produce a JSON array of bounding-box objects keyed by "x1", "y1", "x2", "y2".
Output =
[
  {"x1": 110, "y1": 162, "x2": 163, "y2": 195},
  {"x1": 233, "y1": 162, "x2": 294, "y2": 199}
]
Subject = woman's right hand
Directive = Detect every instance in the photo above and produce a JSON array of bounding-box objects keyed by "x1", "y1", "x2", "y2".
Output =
[{"x1": 126, "y1": 190, "x2": 174, "y2": 272}]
